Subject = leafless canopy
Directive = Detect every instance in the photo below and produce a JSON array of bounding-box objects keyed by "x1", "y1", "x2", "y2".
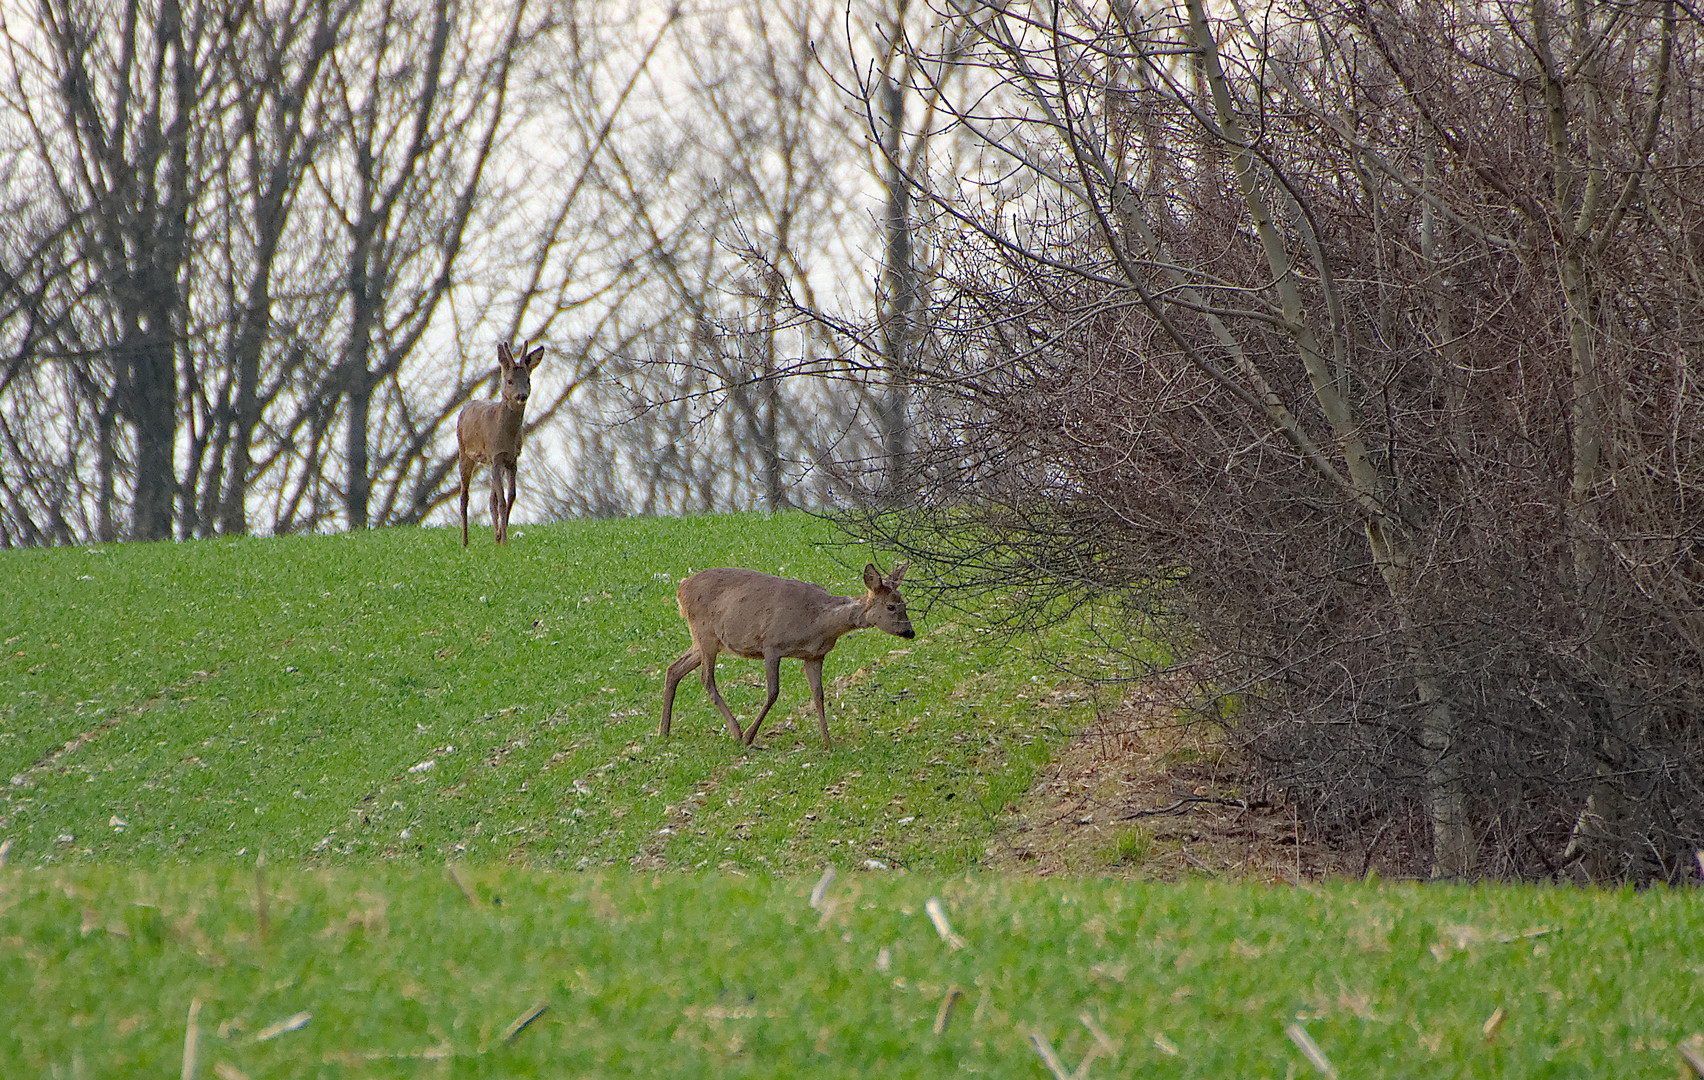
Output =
[{"x1": 842, "y1": 0, "x2": 1704, "y2": 882}]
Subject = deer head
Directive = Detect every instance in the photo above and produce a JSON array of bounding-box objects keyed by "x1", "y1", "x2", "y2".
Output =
[
  {"x1": 862, "y1": 561, "x2": 914, "y2": 638},
  {"x1": 497, "y1": 341, "x2": 543, "y2": 410}
]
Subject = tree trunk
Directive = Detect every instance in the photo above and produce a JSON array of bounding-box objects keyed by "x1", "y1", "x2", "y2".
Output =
[
  {"x1": 345, "y1": 365, "x2": 373, "y2": 531},
  {"x1": 1185, "y1": 0, "x2": 1472, "y2": 875},
  {"x1": 119, "y1": 325, "x2": 177, "y2": 541},
  {"x1": 876, "y1": 73, "x2": 915, "y2": 500}
]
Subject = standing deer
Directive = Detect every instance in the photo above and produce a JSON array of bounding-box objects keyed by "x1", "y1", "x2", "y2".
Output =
[
  {"x1": 661, "y1": 563, "x2": 914, "y2": 748},
  {"x1": 456, "y1": 342, "x2": 543, "y2": 546}
]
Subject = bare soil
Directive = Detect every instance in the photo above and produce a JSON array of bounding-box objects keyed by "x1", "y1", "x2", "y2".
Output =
[{"x1": 987, "y1": 688, "x2": 1359, "y2": 881}]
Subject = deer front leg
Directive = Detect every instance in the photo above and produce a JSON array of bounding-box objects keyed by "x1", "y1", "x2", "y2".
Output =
[
  {"x1": 742, "y1": 656, "x2": 785, "y2": 746},
  {"x1": 458, "y1": 457, "x2": 475, "y2": 547},
  {"x1": 488, "y1": 471, "x2": 504, "y2": 544},
  {"x1": 660, "y1": 650, "x2": 702, "y2": 737},
  {"x1": 498, "y1": 460, "x2": 518, "y2": 543},
  {"x1": 699, "y1": 654, "x2": 745, "y2": 741},
  {"x1": 804, "y1": 658, "x2": 831, "y2": 748}
]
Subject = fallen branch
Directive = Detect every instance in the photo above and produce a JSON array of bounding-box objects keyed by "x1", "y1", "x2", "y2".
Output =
[
  {"x1": 925, "y1": 897, "x2": 968, "y2": 950},
  {"x1": 502, "y1": 1003, "x2": 548, "y2": 1044},
  {"x1": 933, "y1": 985, "x2": 964, "y2": 1035},
  {"x1": 445, "y1": 863, "x2": 480, "y2": 909},
  {"x1": 1120, "y1": 796, "x2": 1256, "y2": 820},
  {"x1": 1286, "y1": 1023, "x2": 1337, "y2": 1080},
  {"x1": 181, "y1": 998, "x2": 201, "y2": 1080}
]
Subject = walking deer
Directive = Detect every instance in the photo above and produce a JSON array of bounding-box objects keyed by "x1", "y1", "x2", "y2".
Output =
[
  {"x1": 457, "y1": 342, "x2": 543, "y2": 546},
  {"x1": 661, "y1": 563, "x2": 914, "y2": 748}
]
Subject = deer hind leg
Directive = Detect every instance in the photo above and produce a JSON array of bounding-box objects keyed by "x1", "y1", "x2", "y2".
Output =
[
  {"x1": 697, "y1": 647, "x2": 746, "y2": 741},
  {"x1": 660, "y1": 649, "x2": 702, "y2": 737},
  {"x1": 742, "y1": 656, "x2": 785, "y2": 746},
  {"x1": 804, "y1": 658, "x2": 831, "y2": 748},
  {"x1": 458, "y1": 455, "x2": 476, "y2": 547}
]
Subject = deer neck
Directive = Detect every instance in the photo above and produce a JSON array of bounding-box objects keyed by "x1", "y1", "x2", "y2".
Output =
[
  {"x1": 497, "y1": 398, "x2": 527, "y2": 441},
  {"x1": 843, "y1": 595, "x2": 877, "y2": 633}
]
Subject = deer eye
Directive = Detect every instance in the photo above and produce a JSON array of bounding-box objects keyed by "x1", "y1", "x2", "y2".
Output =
[{"x1": 887, "y1": 604, "x2": 896, "y2": 611}]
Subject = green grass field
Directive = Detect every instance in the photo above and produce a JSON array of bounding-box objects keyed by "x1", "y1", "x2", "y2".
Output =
[
  {"x1": 0, "y1": 514, "x2": 1086, "y2": 875},
  {"x1": 2, "y1": 514, "x2": 1701, "y2": 1078},
  {"x1": 6, "y1": 865, "x2": 1700, "y2": 1078}
]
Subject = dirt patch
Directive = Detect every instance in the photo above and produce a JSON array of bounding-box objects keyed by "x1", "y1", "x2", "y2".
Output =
[{"x1": 987, "y1": 689, "x2": 1358, "y2": 881}]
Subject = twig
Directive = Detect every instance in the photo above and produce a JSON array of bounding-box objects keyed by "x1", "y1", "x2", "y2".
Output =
[
  {"x1": 501, "y1": 1003, "x2": 548, "y2": 1044},
  {"x1": 1523, "y1": 832, "x2": 1564, "y2": 880},
  {"x1": 1293, "y1": 804, "x2": 1302, "y2": 883},
  {"x1": 925, "y1": 897, "x2": 968, "y2": 950},
  {"x1": 1080, "y1": 1013, "x2": 1119, "y2": 1058},
  {"x1": 1029, "y1": 1029, "x2": 1072, "y2": 1080},
  {"x1": 1482, "y1": 1006, "x2": 1507, "y2": 1042},
  {"x1": 181, "y1": 998, "x2": 202, "y2": 1080},
  {"x1": 1179, "y1": 845, "x2": 1218, "y2": 876},
  {"x1": 1679, "y1": 1034, "x2": 1704, "y2": 1078},
  {"x1": 254, "y1": 1012, "x2": 311, "y2": 1042},
  {"x1": 1118, "y1": 795, "x2": 1252, "y2": 819},
  {"x1": 1286, "y1": 1023, "x2": 1337, "y2": 1080},
  {"x1": 809, "y1": 866, "x2": 836, "y2": 911},
  {"x1": 933, "y1": 985, "x2": 964, "y2": 1035},
  {"x1": 0, "y1": 837, "x2": 13, "y2": 866},
  {"x1": 445, "y1": 863, "x2": 480, "y2": 909},
  {"x1": 1493, "y1": 926, "x2": 1555, "y2": 944}
]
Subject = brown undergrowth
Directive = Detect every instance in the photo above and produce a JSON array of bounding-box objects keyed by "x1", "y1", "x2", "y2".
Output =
[{"x1": 987, "y1": 688, "x2": 1358, "y2": 881}]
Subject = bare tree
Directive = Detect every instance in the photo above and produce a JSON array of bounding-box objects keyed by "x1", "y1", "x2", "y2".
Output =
[
  {"x1": 0, "y1": 0, "x2": 559, "y2": 543},
  {"x1": 204, "y1": 0, "x2": 351, "y2": 536},
  {"x1": 0, "y1": 0, "x2": 229, "y2": 541},
  {"x1": 846, "y1": 0, "x2": 1704, "y2": 882},
  {"x1": 532, "y1": 0, "x2": 885, "y2": 518}
]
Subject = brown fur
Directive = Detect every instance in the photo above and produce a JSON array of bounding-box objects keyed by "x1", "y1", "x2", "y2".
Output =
[
  {"x1": 456, "y1": 342, "x2": 543, "y2": 546},
  {"x1": 661, "y1": 563, "x2": 913, "y2": 747}
]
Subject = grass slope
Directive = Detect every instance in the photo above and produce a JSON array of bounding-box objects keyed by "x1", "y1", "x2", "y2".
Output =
[
  {"x1": 0, "y1": 514, "x2": 1089, "y2": 874},
  {"x1": 5, "y1": 515, "x2": 1702, "y2": 1078},
  {"x1": 5, "y1": 865, "x2": 1700, "y2": 1078}
]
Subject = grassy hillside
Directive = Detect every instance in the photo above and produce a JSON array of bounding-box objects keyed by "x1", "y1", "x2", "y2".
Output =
[
  {"x1": 0, "y1": 513, "x2": 1092, "y2": 874},
  {"x1": 4, "y1": 515, "x2": 1703, "y2": 1079}
]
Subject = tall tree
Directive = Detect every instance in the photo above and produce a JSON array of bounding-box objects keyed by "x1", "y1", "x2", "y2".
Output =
[
  {"x1": 208, "y1": 0, "x2": 351, "y2": 535},
  {"x1": 8, "y1": 0, "x2": 224, "y2": 541}
]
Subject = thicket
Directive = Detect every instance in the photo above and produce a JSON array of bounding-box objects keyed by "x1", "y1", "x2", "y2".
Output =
[{"x1": 846, "y1": 0, "x2": 1704, "y2": 883}]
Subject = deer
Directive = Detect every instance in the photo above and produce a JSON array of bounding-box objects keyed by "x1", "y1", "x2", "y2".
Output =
[
  {"x1": 660, "y1": 563, "x2": 914, "y2": 748},
  {"x1": 456, "y1": 342, "x2": 543, "y2": 546}
]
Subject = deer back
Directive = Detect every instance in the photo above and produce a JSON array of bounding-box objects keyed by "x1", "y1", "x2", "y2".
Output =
[{"x1": 678, "y1": 568, "x2": 861, "y2": 661}]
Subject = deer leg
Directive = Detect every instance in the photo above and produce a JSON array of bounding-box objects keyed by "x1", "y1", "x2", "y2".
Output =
[
  {"x1": 498, "y1": 461, "x2": 517, "y2": 543},
  {"x1": 660, "y1": 650, "x2": 702, "y2": 737},
  {"x1": 458, "y1": 457, "x2": 475, "y2": 547},
  {"x1": 488, "y1": 471, "x2": 504, "y2": 544},
  {"x1": 804, "y1": 658, "x2": 831, "y2": 748},
  {"x1": 699, "y1": 652, "x2": 745, "y2": 741},
  {"x1": 742, "y1": 656, "x2": 785, "y2": 746}
]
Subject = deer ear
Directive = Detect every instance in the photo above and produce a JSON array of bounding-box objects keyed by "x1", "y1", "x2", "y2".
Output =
[
  {"x1": 863, "y1": 563, "x2": 881, "y2": 591},
  {"x1": 498, "y1": 342, "x2": 515, "y2": 368},
  {"x1": 525, "y1": 346, "x2": 544, "y2": 371},
  {"x1": 888, "y1": 561, "x2": 908, "y2": 584}
]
